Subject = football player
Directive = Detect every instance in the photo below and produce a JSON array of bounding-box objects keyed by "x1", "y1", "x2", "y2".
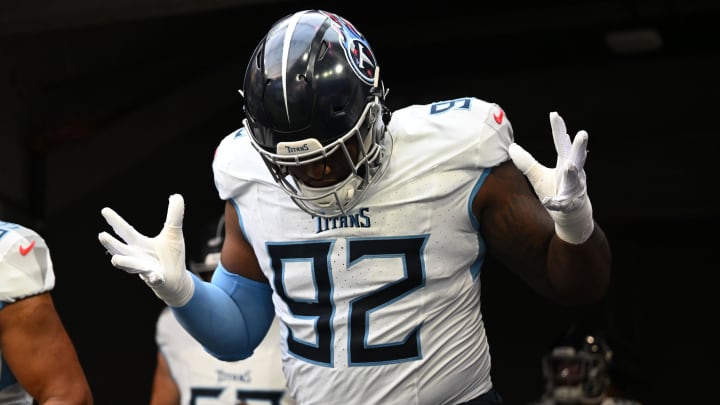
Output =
[{"x1": 99, "y1": 9, "x2": 611, "y2": 405}]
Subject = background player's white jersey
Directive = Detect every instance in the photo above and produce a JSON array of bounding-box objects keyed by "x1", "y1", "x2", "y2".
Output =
[
  {"x1": 156, "y1": 308, "x2": 295, "y2": 405},
  {"x1": 0, "y1": 221, "x2": 56, "y2": 405},
  {"x1": 213, "y1": 97, "x2": 513, "y2": 405}
]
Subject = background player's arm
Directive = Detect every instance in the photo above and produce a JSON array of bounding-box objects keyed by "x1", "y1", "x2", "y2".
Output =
[
  {"x1": 149, "y1": 352, "x2": 180, "y2": 405},
  {"x1": 0, "y1": 292, "x2": 94, "y2": 405},
  {"x1": 473, "y1": 160, "x2": 610, "y2": 305}
]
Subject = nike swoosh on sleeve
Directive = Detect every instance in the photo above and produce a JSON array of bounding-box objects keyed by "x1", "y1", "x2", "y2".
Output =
[
  {"x1": 493, "y1": 110, "x2": 504, "y2": 124},
  {"x1": 19, "y1": 240, "x2": 36, "y2": 256}
]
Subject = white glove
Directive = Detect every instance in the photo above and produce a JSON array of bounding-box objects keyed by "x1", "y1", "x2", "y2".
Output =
[
  {"x1": 508, "y1": 112, "x2": 594, "y2": 244},
  {"x1": 98, "y1": 194, "x2": 195, "y2": 307}
]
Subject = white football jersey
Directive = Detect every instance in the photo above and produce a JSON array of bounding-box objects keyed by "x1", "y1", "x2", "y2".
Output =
[
  {"x1": 0, "y1": 221, "x2": 56, "y2": 405},
  {"x1": 213, "y1": 97, "x2": 513, "y2": 405},
  {"x1": 156, "y1": 308, "x2": 295, "y2": 405}
]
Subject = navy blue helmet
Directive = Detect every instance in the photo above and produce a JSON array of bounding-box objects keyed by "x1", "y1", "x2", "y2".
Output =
[{"x1": 242, "y1": 10, "x2": 391, "y2": 217}]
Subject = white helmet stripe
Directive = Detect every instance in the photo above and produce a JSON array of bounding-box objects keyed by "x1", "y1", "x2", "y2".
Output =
[{"x1": 282, "y1": 11, "x2": 307, "y2": 125}]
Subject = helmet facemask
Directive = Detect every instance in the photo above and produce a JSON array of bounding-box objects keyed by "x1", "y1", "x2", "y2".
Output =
[{"x1": 246, "y1": 94, "x2": 391, "y2": 218}]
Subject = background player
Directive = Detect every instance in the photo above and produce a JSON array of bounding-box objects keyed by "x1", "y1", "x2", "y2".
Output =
[
  {"x1": 529, "y1": 326, "x2": 642, "y2": 405},
  {"x1": 1, "y1": 220, "x2": 94, "y2": 404}
]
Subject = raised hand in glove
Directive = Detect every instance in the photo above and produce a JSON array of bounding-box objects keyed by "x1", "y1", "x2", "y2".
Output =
[
  {"x1": 508, "y1": 112, "x2": 594, "y2": 244},
  {"x1": 98, "y1": 193, "x2": 195, "y2": 306}
]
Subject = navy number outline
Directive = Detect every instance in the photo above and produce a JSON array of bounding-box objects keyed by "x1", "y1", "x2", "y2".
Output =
[
  {"x1": 189, "y1": 388, "x2": 285, "y2": 404},
  {"x1": 267, "y1": 235, "x2": 427, "y2": 367},
  {"x1": 429, "y1": 97, "x2": 471, "y2": 114}
]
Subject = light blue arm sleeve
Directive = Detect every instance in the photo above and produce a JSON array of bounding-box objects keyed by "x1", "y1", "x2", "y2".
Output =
[{"x1": 170, "y1": 264, "x2": 275, "y2": 361}]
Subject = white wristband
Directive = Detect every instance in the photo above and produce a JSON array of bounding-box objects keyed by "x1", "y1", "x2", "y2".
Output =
[
  {"x1": 551, "y1": 196, "x2": 594, "y2": 245},
  {"x1": 149, "y1": 270, "x2": 195, "y2": 307}
]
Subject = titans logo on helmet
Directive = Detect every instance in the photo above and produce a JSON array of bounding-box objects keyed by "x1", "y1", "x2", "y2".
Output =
[{"x1": 324, "y1": 11, "x2": 377, "y2": 85}]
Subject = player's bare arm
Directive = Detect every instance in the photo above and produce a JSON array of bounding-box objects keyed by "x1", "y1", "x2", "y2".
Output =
[
  {"x1": 149, "y1": 352, "x2": 180, "y2": 405},
  {"x1": 0, "y1": 293, "x2": 94, "y2": 405},
  {"x1": 473, "y1": 160, "x2": 556, "y2": 292},
  {"x1": 220, "y1": 201, "x2": 265, "y2": 283},
  {"x1": 474, "y1": 160, "x2": 610, "y2": 304}
]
